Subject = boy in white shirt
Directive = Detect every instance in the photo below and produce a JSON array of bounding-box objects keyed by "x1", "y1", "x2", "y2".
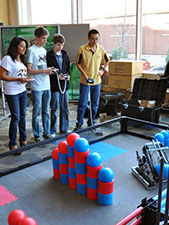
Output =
[{"x1": 27, "y1": 26, "x2": 53, "y2": 142}]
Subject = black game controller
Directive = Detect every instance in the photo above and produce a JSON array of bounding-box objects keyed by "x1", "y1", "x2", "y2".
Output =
[
  {"x1": 61, "y1": 74, "x2": 69, "y2": 80},
  {"x1": 86, "y1": 78, "x2": 94, "y2": 84},
  {"x1": 52, "y1": 68, "x2": 59, "y2": 73}
]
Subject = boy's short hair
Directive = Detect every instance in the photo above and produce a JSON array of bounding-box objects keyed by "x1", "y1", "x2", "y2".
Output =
[
  {"x1": 88, "y1": 29, "x2": 100, "y2": 38},
  {"x1": 34, "y1": 26, "x2": 49, "y2": 37},
  {"x1": 53, "y1": 34, "x2": 65, "y2": 44}
]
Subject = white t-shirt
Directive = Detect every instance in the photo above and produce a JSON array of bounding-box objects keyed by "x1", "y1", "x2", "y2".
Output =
[
  {"x1": 0, "y1": 55, "x2": 27, "y2": 95},
  {"x1": 26, "y1": 45, "x2": 50, "y2": 91}
]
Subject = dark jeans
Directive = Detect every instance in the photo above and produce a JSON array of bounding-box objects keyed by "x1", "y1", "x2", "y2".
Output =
[
  {"x1": 77, "y1": 83, "x2": 101, "y2": 126},
  {"x1": 50, "y1": 90, "x2": 69, "y2": 134},
  {"x1": 5, "y1": 91, "x2": 27, "y2": 146}
]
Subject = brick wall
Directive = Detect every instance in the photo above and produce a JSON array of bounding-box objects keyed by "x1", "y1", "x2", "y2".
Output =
[{"x1": 93, "y1": 24, "x2": 169, "y2": 55}]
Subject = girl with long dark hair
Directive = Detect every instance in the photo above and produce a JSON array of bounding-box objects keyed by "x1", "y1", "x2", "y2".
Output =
[{"x1": 0, "y1": 37, "x2": 30, "y2": 152}]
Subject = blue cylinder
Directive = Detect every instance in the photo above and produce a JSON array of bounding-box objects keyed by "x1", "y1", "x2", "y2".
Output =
[
  {"x1": 52, "y1": 158, "x2": 59, "y2": 170},
  {"x1": 74, "y1": 138, "x2": 89, "y2": 152},
  {"x1": 87, "y1": 152, "x2": 102, "y2": 167},
  {"x1": 60, "y1": 173, "x2": 69, "y2": 184},
  {"x1": 77, "y1": 183, "x2": 87, "y2": 195},
  {"x1": 98, "y1": 192, "x2": 113, "y2": 206},
  {"x1": 87, "y1": 176, "x2": 98, "y2": 189},
  {"x1": 164, "y1": 139, "x2": 169, "y2": 147},
  {"x1": 59, "y1": 152, "x2": 68, "y2": 164},
  {"x1": 161, "y1": 130, "x2": 169, "y2": 140},
  {"x1": 154, "y1": 133, "x2": 164, "y2": 145},
  {"x1": 98, "y1": 168, "x2": 114, "y2": 183},
  {"x1": 75, "y1": 162, "x2": 87, "y2": 174},
  {"x1": 154, "y1": 163, "x2": 169, "y2": 179},
  {"x1": 68, "y1": 146, "x2": 75, "y2": 158},
  {"x1": 68, "y1": 167, "x2": 76, "y2": 179}
]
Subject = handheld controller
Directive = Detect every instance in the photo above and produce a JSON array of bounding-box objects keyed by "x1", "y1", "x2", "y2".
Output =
[
  {"x1": 61, "y1": 74, "x2": 69, "y2": 80},
  {"x1": 86, "y1": 78, "x2": 95, "y2": 84},
  {"x1": 52, "y1": 68, "x2": 59, "y2": 74},
  {"x1": 53, "y1": 68, "x2": 69, "y2": 80}
]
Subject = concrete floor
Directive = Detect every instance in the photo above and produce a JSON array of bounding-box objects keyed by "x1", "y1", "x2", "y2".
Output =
[
  {"x1": 0, "y1": 134, "x2": 162, "y2": 225},
  {"x1": 1, "y1": 97, "x2": 169, "y2": 224},
  {"x1": 1, "y1": 99, "x2": 169, "y2": 154},
  {"x1": 0, "y1": 101, "x2": 91, "y2": 154}
]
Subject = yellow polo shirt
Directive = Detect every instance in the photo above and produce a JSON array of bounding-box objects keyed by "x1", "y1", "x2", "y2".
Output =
[{"x1": 76, "y1": 43, "x2": 109, "y2": 85}]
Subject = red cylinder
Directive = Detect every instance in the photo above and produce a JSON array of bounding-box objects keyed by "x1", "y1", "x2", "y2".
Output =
[
  {"x1": 53, "y1": 169, "x2": 60, "y2": 179},
  {"x1": 58, "y1": 141, "x2": 68, "y2": 154},
  {"x1": 98, "y1": 179, "x2": 114, "y2": 195},
  {"x1": 75, "y1": 149, "x2": 89, "y2": 164},
  {"x1": 52, "y1": 147, "x2": 59, "y2": 160},
  {"x1": 87, "y1": 187, "x2": 98, "y2": 200},
  {"x1": 68, "y1": 156, "x2": 75, "y2": 168},
  {"x1": 69, "y1": 177, "x2": 77, "y2": 189},
  {"x1": 87, "y1": 164, "x2": 102, "y2": 178},
  {"x1": 67, "y1": 133, "x2": 80, "y2": 147},
  {"x1": 76, "y1": 173, "x2": 87, "y2": 185},
  {"x1": 59, "y1": 163, "x2": 68, "y2": 175}
]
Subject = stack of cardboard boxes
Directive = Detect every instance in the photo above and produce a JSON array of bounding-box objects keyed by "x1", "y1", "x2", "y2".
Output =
[
  {"x1": 108, "y1": 60, "x2": 143, "y2": 90},
  {"x1": 101, "y1": 60, "x2": 169, "y2": 110},
  {"x1": 101, "y1": 60, "x2": 143, "y2": 100}
]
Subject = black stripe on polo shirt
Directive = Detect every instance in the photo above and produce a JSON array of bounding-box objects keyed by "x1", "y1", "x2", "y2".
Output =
[
  {"x1": 104, "y1": 53, "x2": 109, "y2": 62},
  {"x1": 77, "y1": 53, "x2": 82, "y2": 64},
  {"x1": 90, "y1": 49, "x2": 95, "y2": 55}
]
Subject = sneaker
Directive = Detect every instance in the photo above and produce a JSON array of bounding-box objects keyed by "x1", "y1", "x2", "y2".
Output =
[
  {"x1": 73, "y1": 124, "x2": 83, "y2": 131},
  {"x1": 60, "y1": 130, "x2": 71, "y2": 134},
  {"x1": 34, "y1": 136, "x2": 42, "y2": 142},
  {"x1": 51, "y1": 133, "x2": 56, "y2": 138},
  {"x1": 43, "y1": 134, "x2": 52, "y2": 139}
]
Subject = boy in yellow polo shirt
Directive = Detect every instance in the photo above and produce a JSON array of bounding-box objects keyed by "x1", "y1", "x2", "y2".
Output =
[{"x1": 74, "y1": 29, "x2": 109, "y2": 130}]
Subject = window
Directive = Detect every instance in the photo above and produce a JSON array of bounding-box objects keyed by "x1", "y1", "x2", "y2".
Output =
[
  {"x1": 142, "y1": 0, "x2": 169, "y2": 72},
  {"x1": 19, "y1": 0, "x2": 72, "y2": 25},
  {"x1": 83, "y1": 0, "x2": 136, "y2": 59}
]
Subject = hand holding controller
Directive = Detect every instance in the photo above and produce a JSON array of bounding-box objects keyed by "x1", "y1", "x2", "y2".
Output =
[
  {"x1": 86, "y1": 78, "x2": 95, "y2": 84},
  {"x1": 52, "y1": 68, "x2": 59, "y2": 74},
  {"x1": 59, "y1": 74, "x2": 69, "y2": 80},
  {"x1": 61, "y1": 74, "x2": 69, "y2": 80}
]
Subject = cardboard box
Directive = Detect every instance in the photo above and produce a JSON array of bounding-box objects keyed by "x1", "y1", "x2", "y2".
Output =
[
  {"x1": 101, "y1": 86, "x2": 131, "y2": 100},
  {"x1": 139, "y1": 100, "x2": 148, "y2": 107},
  {"x1": 108, "y1": 74, "x2": 142, "y2": 90},
  {"x1": 138, "y1": 100, "x2": 156, "y2": 108},
  {"x1": 109, "y1": 60, "x2": 143, "y2": 75},
  {"x1": 142, "y1": 72, "x2": 160, "y2": 80},
  {"x1": 100, "y1": 113, "x2": 113, "y2": 123}
]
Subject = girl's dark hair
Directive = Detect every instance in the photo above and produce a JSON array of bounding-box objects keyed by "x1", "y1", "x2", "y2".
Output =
[{"x1": 7, "y1": 37, "x2": 28, "y2": 63}]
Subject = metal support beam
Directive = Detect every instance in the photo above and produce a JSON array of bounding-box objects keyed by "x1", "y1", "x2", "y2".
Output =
[
  {"x1": 76, "y1": 0, "x2": 83, "y2": 24},
  {"x1": 135, "y1": 0, "x2": 142, "y2": 60},
  {"x1": 18, "y1": 0, "x2": 32, "y2": 25},
  {"x1": 71, "y1": 0, "x2": 76, "y2": 24}
]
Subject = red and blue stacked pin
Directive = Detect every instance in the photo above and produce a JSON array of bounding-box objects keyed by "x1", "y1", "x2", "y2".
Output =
[
  {"x1": 67, "y1": 133, "x2": 80, "y2": 189},
  {"x1": 51, "y1": 133, "x2": 114, "y2": 205}
]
